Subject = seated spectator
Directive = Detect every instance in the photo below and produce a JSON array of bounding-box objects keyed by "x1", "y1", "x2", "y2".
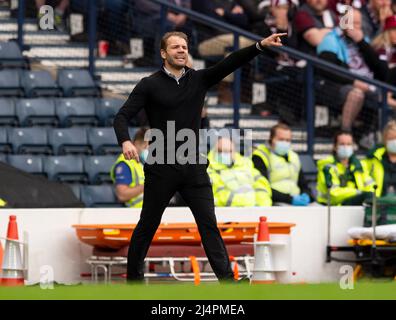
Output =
[
  {"x1": 131, "y1": 0, "x2": 191, "y2": 65},
  {"x1": 366, "y1": 120, "x2": 396, "y2": 197},
  {"x1": 372, "y1": 15, "x2": 396, "y2": 109},
  {"x1": 360, "y1": 0, "x2": 393, "y2": 41},
  {"x1": 252, "y1": 123, "x2": 314, "y2": 206},
  {"x1": 317, "y1": 9, "x2": 386, "y2": 135},
  {"x1": 317, "y1": 130, "x2": 375, "y2": 205},
  {"x1": 207, "y1": 137, "x2": 272, "y2": 207},
  {"x1": 293, "y1": 0, "x2": 338, "y2": 56},
  {"x1": 110, "y1": 127, "x2": 149, "y2": 207},
  {"x1": 35, "y1": 0, "x2": 69, "y2": 31}
]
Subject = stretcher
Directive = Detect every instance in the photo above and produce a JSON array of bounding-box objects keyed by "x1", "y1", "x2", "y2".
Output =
[
  {"x1": 326, "y1": 186, "x2": 396, "y2": 280},
  {"x1": 73, "y1": 221, "x2": 295, "y2": 283}
]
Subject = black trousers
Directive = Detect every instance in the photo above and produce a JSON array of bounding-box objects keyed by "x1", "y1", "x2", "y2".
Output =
[{"x1": 127, "y1": 163, "x2": 234, "y2": 281}]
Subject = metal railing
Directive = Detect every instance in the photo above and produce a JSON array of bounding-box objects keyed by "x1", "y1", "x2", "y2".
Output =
[{"x1": 15, "y1": 0, "x2": 396, "y2": 155}]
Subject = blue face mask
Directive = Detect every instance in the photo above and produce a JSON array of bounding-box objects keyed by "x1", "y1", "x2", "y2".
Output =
[
  {"x1": 274, "y1": 141, "x2": 291, "y2": 156},
  {"x1": 216, "y1": 152, "x2": 233, "y2": 166},
  {"x1": 139, "y1": 149, "x2": 149, "y2": 164},
  {"x1": 387, "y1": 140, "x2": 396, "y2": 154},
  {"x1": 337, "y1": 145, "x2": 354, "y2": 159}
]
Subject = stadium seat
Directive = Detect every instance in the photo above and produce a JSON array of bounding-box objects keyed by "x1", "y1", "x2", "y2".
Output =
[
  {"x1": 87, "y1": 127, "x2": 120, "y2": 155},
  {"x1": 55, "y1": 98, "x2": 98, "y2": 127},
  {"x1": 0, "y1": 69, "x2": 23, "y2": 97},
  {"x1": 68, "y1": 183, "x2": 82, "y2": 200},
  {"x1": 0, "y1": 153, "x2": 6, "y2": 162},
  {"x1": 0, "y1": 41, "x2": 27, "y2": 68},
  {"x1": 16, "y1": 98, "x2": 58, "y2": 127},
  {"x1": 7, "y1": 127, "x2": 51, "y2": 154},
  {"x1": 43, "y1": 155, "x2": 88, "y2": 183},
  {"x1": 83, "y1": 155, "x2": 116, "y2": 184},
  {"x1": 48, "y1": 127, "x2": 92, "y2": 155},
  {"x1": 57, "y1": 69, "x2": 100, "y2": 97},
  {"x1": 21, "y1": 70, "x2": 61, "y2": 98},
  {"x1": 80, "y1": 185, "x2": 121, "y2": 207},
  {"x1": 7, "y1": 155, "x2": 44, "y2": 175},
  {"x1": 0, "y1": 98, "x2": 18, "y2": 126},
  {"x1": 0, "y1": 127, "x2": 10, "y2": 153},
  {"x1": 95, "y1": 98, "x2": 123, "y2": 126}
]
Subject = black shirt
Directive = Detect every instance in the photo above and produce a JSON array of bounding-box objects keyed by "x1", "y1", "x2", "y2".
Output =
[{"x1": 114, "y1": 43, "x2": 265, "y2": 161}]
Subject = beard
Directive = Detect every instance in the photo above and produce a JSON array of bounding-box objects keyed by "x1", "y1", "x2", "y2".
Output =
[{"x1": 166, "y1": 55, "x2": 187, "y2": 69}]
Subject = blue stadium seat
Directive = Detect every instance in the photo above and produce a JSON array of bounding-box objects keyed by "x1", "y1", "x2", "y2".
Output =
[
  {"x1": 43, "y1": 155, "x2": 88, "y2": 183},
  {"x1": 7, "y1": 127, "x2": 51, "y2": 154},
  {"x1": 80, "y1": 185, "x2": 121, "y2": 207},
  {"x1": 48, "y1": 127, "x2": 91, "y2": 155},
  {"x1": 0, "y1": 42, "x2": 27, "y2": 68},
  {"x1": 16, "y1": 98, "x2": 57, "y2": 127},
  {"x1": 0, "y1": 98, "x2": 18, "y2": 126},
  {"x1": 83, "y1": 155, "x2": 116, "y2": 184},
  {"x1": 0, "y1": 153, "x2": 6, "y2": 162},
  {"x1": 95, "y1": 98, "x2": 123, "y2": 126},
  {"x1": 87, "y1": 127, "x2": 120, "y2": 155},
  {"x1": 0, "y1": 127, "x2": 10, "y2": 153},
  {"x1": 57, "y1": 69, "x2": 100, "y2": 97},
  {"x1": 21, "y1": 70, "x2": 61, "y2": 98},
  {"x1": 7, "y1": 155, "x2": 44, "y2": 175},
  {"x1": 0, "y1": 69, "x2": 23, "y2": 97},
  {"x1": 55, "y1": 98, "x2": 98, "y2": 127}
]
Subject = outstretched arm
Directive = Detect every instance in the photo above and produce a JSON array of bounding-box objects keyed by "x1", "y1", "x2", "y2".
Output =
[{"x1": 200, "y1": 33, "x2": 286, "y2": 88}]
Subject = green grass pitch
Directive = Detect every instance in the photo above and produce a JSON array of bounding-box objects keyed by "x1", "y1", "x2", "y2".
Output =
[{"x1": 0, "y1": 281, "x2": 395, "y2": 300}]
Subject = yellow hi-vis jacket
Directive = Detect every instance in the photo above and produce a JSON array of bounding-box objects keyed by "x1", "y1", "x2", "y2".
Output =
[
  {"x1": 252, "y1": 144, "x2": 301, "y2": 196},
  {"x1": 365, "y1": 146, "x2": 388, "y2": 197},
  {"x1": 207, "y1": 151, "x2": 272, "y2": 207},
  {"x1": 316, "y1": 155, "x2": 375, "y2": 205},
  {"x1": 110, "y1": 154, "x2": 145, "y2": 208}
]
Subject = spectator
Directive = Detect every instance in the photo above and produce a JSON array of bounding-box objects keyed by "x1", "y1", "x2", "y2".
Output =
[
  {"x1": 132, "y1": 0, "x2": 191, "y2": 65},
  {"x1": 252, "y1": 123, "x2": 314, "y2": 206},
  {"x1": 110, "y1": 127, "x2": 149, "y2": 207},
  {"x1": 293, "y1": 0, "x2": 338, "y2": 55},
  {"x1": 317, "y1": 130, "x2": 375, "y2": 205},
  {"x1": 35, "y1": 0, "x2": 69, "y2": 31},
  {"x1": 372, "y1": 15, "x2": 396, "y2": 109},
  {"x1": 360, "y1": 0, "x2": 393, "y2": 41},
  {"x1": 207, "y1": 137, "x2": 272, "y2": 207},
  {"x1": 317, "y1": 9, "x2": 386, "y2": 136},
  {"x1": 366, "y1": 120, "x2": 396, "y2": 197}
]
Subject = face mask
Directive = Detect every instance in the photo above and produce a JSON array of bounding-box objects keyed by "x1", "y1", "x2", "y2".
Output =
[
  {"x1": 337, "y1": 145, "x2": 354, "y2": 159},
  {"x1": 139, "y1": 149, "x2": 149, "y2": 164},
  {"x1": 216, "y1": 152, "x2": 233, "y2": 166},
  {"x1": 387, "y1": 140, "x2": 396, "y2": 154},
  {"x1": 274, "y1": 141, "x2": 291, "y2": 156}
]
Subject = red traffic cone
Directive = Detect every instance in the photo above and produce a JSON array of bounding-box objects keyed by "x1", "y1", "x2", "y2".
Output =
[
  {"x1": 257, "y1": 216, "x2": 270, "y2": 242},
  {"x1": 1, "y1": 216, "x2": 24, "y2": 286}
]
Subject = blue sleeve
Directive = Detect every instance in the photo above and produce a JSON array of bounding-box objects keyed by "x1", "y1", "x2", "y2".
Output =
[{"x1": 114, "y1": 162, "x2": 133, "y2": 185}]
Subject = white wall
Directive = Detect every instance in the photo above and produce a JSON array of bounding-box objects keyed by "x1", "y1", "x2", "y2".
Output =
[{"x1": 0, "y1": 206, "x2": 364, "y2": 284}]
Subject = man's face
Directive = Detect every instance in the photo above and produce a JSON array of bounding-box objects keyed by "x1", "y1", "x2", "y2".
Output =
[
  {"x1": 352, "y1": 9, "x2": 362, "y2": 31},
  {"x1": 307, "y1": 0, "x2": 328, "y2": 13},
  {"x1": 271, "y1": 128, "x2": 292, "y2": 148},
  {"x1": 160, "y1": 36, "x2": 188, "y2": 69}
]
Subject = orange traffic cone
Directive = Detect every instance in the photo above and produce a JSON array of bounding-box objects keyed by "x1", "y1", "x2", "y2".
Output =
[
  {"x1": 1, "y1": 216, "x2": 24, "y2": 286},
  {"x1": 251, "y1": 216, "x2": 275, "y2": 284}
]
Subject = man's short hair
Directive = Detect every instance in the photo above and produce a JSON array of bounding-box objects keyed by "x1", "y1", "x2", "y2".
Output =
[
  {"x1": 160, "y1": 32, "x2": 189, "y2": 51},
  {"x1": 269, "y1": 123, "x2": 291, "y2": 143},
  {"x1": 133, "y1": 127, "x2": 150, "y2": 143}
]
